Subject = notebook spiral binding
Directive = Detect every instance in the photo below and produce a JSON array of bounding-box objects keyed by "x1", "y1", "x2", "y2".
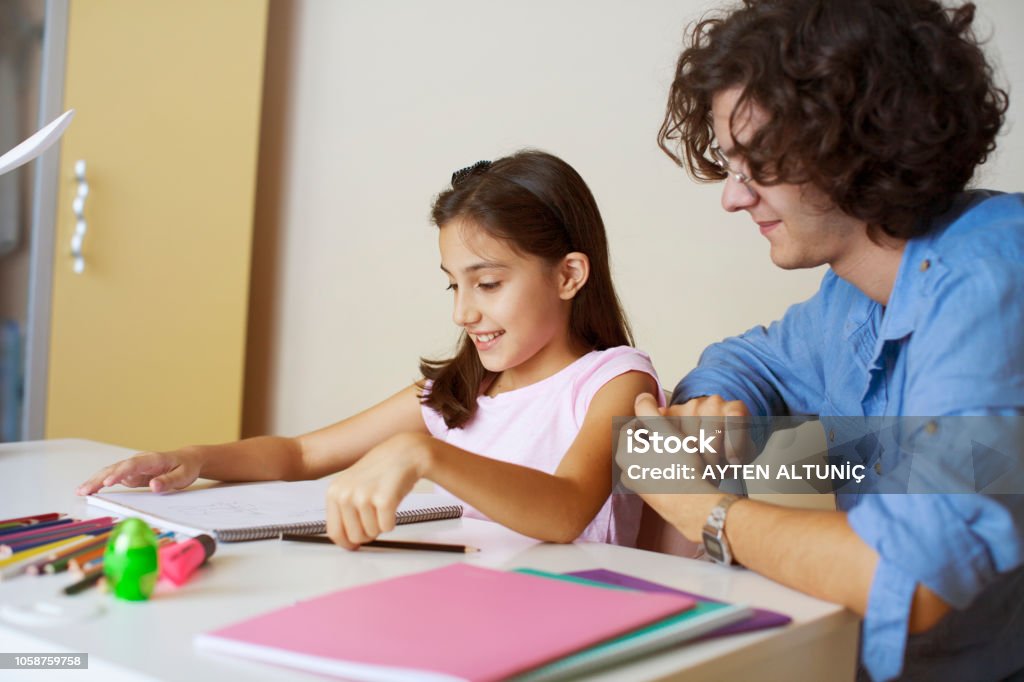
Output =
[
  {"x1": 399, "y1": 505, "x2": 464, "y2": 523},
  {"x1": 215, "y1": 504, "x2": 464, "y2": 542}
]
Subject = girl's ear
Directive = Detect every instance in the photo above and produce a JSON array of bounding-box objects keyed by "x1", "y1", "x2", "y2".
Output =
[{"x1": 557, "y1": 252, "x2": 590, "y2": 300}]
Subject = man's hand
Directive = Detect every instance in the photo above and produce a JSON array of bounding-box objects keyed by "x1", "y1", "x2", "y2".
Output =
[
  {"x1": 622, "y1": 392, "x2": 729, "y2": 540},
  {"x1": 634, "y1": 393, "x2": 753, "y2": 466}
]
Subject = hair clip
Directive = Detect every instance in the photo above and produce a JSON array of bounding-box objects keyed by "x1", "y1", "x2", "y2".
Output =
[{"x1": 451, "y1": 160, "x2": 492, "y2": 186}]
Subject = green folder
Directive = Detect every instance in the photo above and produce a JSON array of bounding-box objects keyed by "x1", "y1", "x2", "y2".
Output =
[{"x1": 511, "y1": 569, "x2": 752, "y2": 681}]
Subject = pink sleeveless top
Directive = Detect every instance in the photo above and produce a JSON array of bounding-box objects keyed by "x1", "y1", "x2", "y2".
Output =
[{"x1": 420, "y1": 346, "x2": 665, "y2": 546}]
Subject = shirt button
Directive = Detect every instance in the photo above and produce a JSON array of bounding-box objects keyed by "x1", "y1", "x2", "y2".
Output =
[
  {"x1": 920, "y1": 259, "x2": 931, "y2": 272},
  {"x1": 874, "y1": 461, "x2": 882, "y2": 474},
  {"x1": 829, "y1": 430, "x2": 835, "y2": 442},
  {"x1": 925, "y1": 420, "x2": 938, "y2": 434}
]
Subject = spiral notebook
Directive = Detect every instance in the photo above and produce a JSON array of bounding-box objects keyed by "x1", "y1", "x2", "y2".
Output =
[{"x1": 87, "y1": 479, "x2": 462, "y2": 541}]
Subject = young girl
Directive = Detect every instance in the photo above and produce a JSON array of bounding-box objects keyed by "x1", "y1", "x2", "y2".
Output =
[{"x1": 77, "y1": 150, "x2": 665, "y2": 549}]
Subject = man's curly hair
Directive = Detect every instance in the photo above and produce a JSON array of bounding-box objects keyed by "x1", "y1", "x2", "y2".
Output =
[{"x1": 657, "y1": 0, "x2": 1009, "y2": 240}]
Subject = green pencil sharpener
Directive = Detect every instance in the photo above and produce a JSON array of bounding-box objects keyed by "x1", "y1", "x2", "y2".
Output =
[{"x1": 103, "y1": 518, "x2": 159, "y2": 601}]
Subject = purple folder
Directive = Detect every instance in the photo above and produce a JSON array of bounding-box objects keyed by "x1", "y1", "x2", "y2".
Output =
[{"x1": 567, "y1": 569, "x2": 791, "y2": 638}]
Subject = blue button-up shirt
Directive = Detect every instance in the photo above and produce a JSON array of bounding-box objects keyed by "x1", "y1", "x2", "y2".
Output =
[{"x1": 674, "y1": 191, "x2": 1024, "y2": 681}]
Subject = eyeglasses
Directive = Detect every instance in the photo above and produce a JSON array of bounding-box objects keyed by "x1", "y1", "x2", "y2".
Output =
[{"x1": 709, "y1": 145, "x2": 757, "y2": 198}]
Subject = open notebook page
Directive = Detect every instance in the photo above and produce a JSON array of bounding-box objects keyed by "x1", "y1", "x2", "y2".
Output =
[{"x1": 87, "y1": 479, "x2": 461, "y2": 541}]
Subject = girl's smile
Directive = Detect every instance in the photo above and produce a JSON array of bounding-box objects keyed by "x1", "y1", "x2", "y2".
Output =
[
  {"x1": 469, "y1": 330, "x2": 505, "y2": 350},
  {"x1": 439, "y1": 217, "x2": 583, "y2": 391}
]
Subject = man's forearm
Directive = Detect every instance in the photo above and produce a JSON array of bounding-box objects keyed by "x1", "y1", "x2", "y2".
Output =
[
  {"x1": 645, "y1": 493, "x2": 952, "y2": 630},
  {"x1": 727, "y1": 501, "x2": 877, "y2": 615},
  {"x1": 646, "y1": 494, "x2": 876, "y2": 614}
]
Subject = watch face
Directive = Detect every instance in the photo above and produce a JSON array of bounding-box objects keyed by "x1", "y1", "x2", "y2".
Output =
[{"x1": 703, "y1": 534, "x2": 724, "y2": 561}]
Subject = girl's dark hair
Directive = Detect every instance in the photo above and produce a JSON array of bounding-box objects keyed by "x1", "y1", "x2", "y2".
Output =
[
  {"x1": 419, "y1": 150, "x2": 634, "y2": 429},
  {"x1": 658, "y1": 0, "x2": 1008, "y2": 240}
]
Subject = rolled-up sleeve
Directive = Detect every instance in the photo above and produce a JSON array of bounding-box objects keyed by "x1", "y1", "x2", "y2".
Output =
[
  {"x1": 848, "y1": 490, "x2": 1024, "y2": 681},
  {"x1": 845, "y1": 229, "x2": 1024, "y2": 679},
  {"x1": 856, "y1": 557, "x2": 916, "y2": 682}
]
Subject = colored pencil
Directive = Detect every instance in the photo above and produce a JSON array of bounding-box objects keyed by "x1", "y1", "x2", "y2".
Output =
[
  {"x1": 0, "y1": 534, "x2": 89, "y2": 570},
  {"x1": 0, "y1": 535, "x2": 90, "y2": 580},
  {"x1": 0, "y1": 513, "x2": 62, "y2": 527},
  {"x1": 63, "y1": 568, "x2": 104, "y2": 596},
  {"x1": 280, "y1": 533, "x2": 479, "y2": 554},
  {"x1": 69, "y1": 546, "x2": 107, "y2": 574},
  {"x1": 73, "y1": 531, "x2": 168, "y2": 574},
  {"x1": 1, "y1": 521, "x2": 114, "y2": 558},
  {"x1": 24, "y1": 533, "x2": 109, "y2": 575},
  {"x1": 0, "y1": 517, "x2": 114, "y2": 552},
  {"x1": 0, "y1": 517, "x2": 73, "y2": 537},
  {"x1": 3, "y1": 526, "x2": 112, "y2": 557},
  {"x1": 41, "y1": 532, "x2": 115, "y2": 574}
]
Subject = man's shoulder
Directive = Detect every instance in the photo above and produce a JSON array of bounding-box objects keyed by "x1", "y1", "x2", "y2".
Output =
[
  {"x1": 925, "y1": 191, "x2": 1024, "y2": 261},
  {"x1": 909, "y1": 191, "x2": 1024, "y2": 301},
  {"x1": 904, "y1": 194, "x2": 1024, "y2": 410}
]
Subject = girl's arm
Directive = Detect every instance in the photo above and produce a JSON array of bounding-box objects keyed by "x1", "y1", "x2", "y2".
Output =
[
  {"x1": 324, "y1": 371, "x2": 657, "y2": 547},
  {"x1": 77, "y1": 384, "x2": 427, "y2": 494},
  {"x1": 296, "y1": 384, "x2": 429, "y2": 479}
]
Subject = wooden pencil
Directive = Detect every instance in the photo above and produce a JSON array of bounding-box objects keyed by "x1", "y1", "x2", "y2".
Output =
[
  {"x1": 280, "y1": 533, "x2": 479, "y2": 553},
  {"x1": 0, "y1": 518, "x2": 114, "y2": 558},
  {"x1": 63, "y1": 568, "x2": 104, "y2": 596},
  {"x1": 24, "y1": 534, "x2": 105, "y2": 575},
  {"x1": 68, "y1": 546, "x2": 107, "y2": 575},
  {"x1": 0, "y1": 535, "x2": 90, "y2": 581},
  {"x1": 40, "y1": 531, "x2": 114, "y2": 574},
  {"x1": 0, "y1": 512, "x2": 62, "y2": 528}
]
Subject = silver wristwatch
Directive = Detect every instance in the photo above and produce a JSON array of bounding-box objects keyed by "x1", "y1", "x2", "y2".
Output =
[{"x1": 702, "y1": 495, "x2": 741, "y2": 565}]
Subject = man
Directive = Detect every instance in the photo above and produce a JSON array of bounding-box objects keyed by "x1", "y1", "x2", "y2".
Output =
[{"x1": 633, "y1": 1, "x2": 1024, "y2": 680}]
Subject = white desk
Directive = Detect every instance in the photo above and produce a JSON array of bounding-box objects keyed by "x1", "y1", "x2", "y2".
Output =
[{"x1": 0, "y1": 440, "x2": 858, "y2": 681}]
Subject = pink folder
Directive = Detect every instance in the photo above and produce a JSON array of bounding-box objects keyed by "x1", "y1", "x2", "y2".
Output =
[{"x1": 196, "y1": 563, "x2": 695, "y2": 681}]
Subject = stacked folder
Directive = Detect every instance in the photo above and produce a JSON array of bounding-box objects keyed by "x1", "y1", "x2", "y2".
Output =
[{"x1": 196, "y1": 563, "x2": 788, "y2": 681}]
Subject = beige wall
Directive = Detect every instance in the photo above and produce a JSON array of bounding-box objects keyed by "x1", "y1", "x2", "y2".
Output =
[{"x1": 245, "y1": 0, "x2": 1024, "y2": 437}]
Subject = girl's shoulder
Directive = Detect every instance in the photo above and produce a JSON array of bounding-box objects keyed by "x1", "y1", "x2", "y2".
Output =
[
  {"x1": 572, "y1": 345, "x2": 659, "y2": 385},
  {"x1": 570, "y1": 346, "x2": 664, "y2": 419}
]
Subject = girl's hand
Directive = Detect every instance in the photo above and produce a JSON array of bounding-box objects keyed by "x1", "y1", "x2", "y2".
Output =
[
  {"x1": 76, "y1": 449, "x2": 203, "y2": 495},
  {"x1": 325, "y1": 432, "x2": 433, "y2": 549}
]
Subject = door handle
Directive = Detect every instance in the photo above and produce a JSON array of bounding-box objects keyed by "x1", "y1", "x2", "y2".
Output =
[{"x1": 70, "y1": 159, "x2": 88, "y2": 274}]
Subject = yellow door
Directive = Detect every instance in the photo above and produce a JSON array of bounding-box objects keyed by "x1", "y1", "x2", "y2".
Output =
[{"x1": 46, "y1": 0, "x2": 267, "y2": 451}]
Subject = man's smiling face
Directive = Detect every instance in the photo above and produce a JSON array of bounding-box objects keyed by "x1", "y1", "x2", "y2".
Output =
[{"x1": 711, "y1": 86, "x2": 866, "y2": 271}]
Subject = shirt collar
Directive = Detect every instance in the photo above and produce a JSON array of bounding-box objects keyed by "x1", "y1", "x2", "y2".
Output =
[
  {"x1": 839, "y1": 221, "x2": 937, "y2": 373},
  {"x1": 837, "y1": 240, "x2": 927, "y2": 347},
  {"x1": 875, "y1": 235, "x2": 933, "y2": 343}
]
